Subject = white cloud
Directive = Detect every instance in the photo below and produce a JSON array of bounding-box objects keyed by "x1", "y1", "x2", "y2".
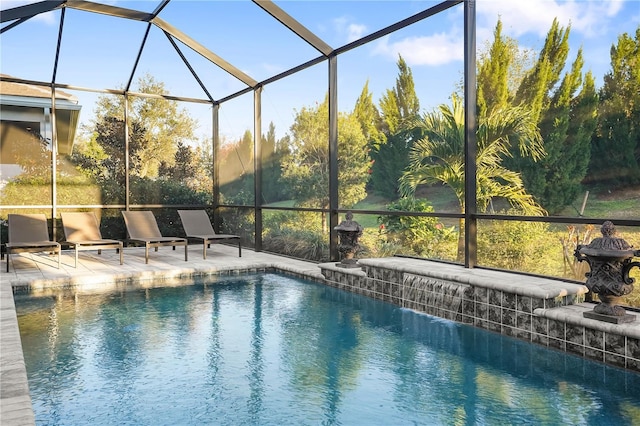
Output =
[
  {"x1": 476, "y1": 0, "x2": 630, "y2": 39},
  {"x1": 347, "y1": 23, "x2": 367, "y2": 43},
  {"x1": 372, "y1": 33, "x2": 464, "y2": 66},
  {"x1": 332, "y1": 16, "x2": 368, "y2": 44}
]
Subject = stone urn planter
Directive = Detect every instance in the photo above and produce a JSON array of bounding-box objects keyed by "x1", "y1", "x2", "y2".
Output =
[{"x1": 574, "y1": 221, "x2": 640, "y2": 323}]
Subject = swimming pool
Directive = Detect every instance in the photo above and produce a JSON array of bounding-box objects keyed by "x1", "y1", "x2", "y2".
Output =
[{"x1": 16, "y1": 273, "x2": 640, "y2": 425}]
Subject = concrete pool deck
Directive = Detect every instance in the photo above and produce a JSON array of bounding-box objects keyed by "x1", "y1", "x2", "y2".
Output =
[{"x1": 1, "y1": 244, "x2": 323, "y2": 426}]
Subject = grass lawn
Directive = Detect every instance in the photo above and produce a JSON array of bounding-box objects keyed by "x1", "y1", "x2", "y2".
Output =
[
  {"x1": 557, "y1": 186, "x2": 640, "y2": 219},
  {"x1": 263, "y1": 185, "x2": 639, "y2": 232}
]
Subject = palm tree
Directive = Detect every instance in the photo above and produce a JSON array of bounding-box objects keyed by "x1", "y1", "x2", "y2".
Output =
[{"x1": 399, "y1": 95, "x2": 546, "y2": 261}]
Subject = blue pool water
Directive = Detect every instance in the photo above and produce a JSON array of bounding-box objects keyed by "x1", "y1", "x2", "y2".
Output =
[{"x1": 15, "y1": 273, "x2": 640, "y2": 425}]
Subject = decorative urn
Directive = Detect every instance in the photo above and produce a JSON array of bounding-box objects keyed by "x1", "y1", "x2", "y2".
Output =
[{"x1": 574, "y1": 221, "x2": 640, "y2": 323}]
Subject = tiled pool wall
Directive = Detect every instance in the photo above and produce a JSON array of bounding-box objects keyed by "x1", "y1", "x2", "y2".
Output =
[{"x1": 319, "y1": 261, "x2": 640, "y2": 373}]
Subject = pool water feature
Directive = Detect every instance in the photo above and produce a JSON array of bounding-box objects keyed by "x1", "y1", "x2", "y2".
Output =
[{"x1": 15, "y1": 273, "x2": 640, "y2": 425}]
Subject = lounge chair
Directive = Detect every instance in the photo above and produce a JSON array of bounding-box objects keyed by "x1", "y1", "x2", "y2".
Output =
[
  {"x1": 121, "y1": 211, "x2": 188, "y2": 264},
  {"x1": 178, "y1": 210, "x2": 241, "y2": 259},
  {"x1": 61, "y1": 212, "x2": 123, "y2": 267},
  {"x1": 6, "y1": 214, "x2": 61, "y2": 272}
]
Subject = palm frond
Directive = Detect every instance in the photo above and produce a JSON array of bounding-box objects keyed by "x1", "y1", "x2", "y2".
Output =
[{"x1": 403, "y1": 95, "x2": 546, "y2": 217}]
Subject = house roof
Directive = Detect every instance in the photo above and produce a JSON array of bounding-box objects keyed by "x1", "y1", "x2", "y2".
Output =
[
  {"x1": 0, "y1": 74, "x2": 78, "y2": 104},
  {"x1": 0, "y1": 74, "x2": 80, "y2": 156}
]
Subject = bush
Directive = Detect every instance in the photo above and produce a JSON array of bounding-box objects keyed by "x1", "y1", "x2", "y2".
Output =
[
  {"x1": 377, "y1": 197, "x2": 457, "y2": 259},
  {"x1": 477, "y1": 212, "x2": 555, "y2": 273},
  {"x1": 263, "y1": 227, "x2": 328, "y2": 261},
  {"x1": 262, "y1": 211, "x2": 328, "y2": 261}
]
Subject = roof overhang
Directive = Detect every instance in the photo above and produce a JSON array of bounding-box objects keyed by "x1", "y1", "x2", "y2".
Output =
[{"x1": 0, "y1": 94, "x2": 81, "y2": 110}]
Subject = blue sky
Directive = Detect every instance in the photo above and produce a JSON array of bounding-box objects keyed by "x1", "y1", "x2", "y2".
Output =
[{"x1": 1, "y1": 0, "x2": 639, "y2": 144}]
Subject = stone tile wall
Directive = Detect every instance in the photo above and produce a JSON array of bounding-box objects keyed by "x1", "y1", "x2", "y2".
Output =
[{"x1": 320, "y1": 262, "x2": 640, "y2": 373}]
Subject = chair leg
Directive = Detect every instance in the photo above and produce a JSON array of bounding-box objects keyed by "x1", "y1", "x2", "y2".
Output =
[
  {"x1": 57, "y1": 248, "x2": 61, "y2": 269},
  {"x1": 184, "y1": 244, "x2": 188, "y2": 261},
  {"x1": 145, "y1": 244, "x2": 150, "y2": 264},
  {"x1": 6, "y1": 252, "x2": 9, "y2": 273},
  {"x1": 239, "y1": 241, "x2": 242, "y2": 257},
  {"x1": 119, "y1": 245, "x2": 124, "y2": 265},
  {"x1": 203, "y1": 241, "x2": 207, "y2": 260}
]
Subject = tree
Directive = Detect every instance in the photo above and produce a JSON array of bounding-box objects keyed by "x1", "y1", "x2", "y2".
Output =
[
  {"x1": 521, "y1": 51, "x2": 598, "y2": 213},
  {"x1": 190, "y1": 137, "x2": 214, "y2": 196},
  {"x1": 477, "y1": 20, "x2": 511, "y2": 118},
  {"x1": 353, "y1": 81, "x2": 383, "y2": 146},
  {"x1": 281, "y1": 97, "x2": 370, "y2": 232},
  {"x1": 499, "y1": 19, "x2": 596, "y2": 213},
  {"x1": 160, "y1": 141, "x2": 196, "y2": 181},
  {"x1": 75, "y1": 116, "x2": 147, "y2": 203},
  {"x1": 513, "y1": 18, "x2": 570, "y2": 123},
  {"x1": 219, "y1": 130, "x2": 254, "y2": 205},
  {"x1": 157, "y1": 140, "x2": 211, "y2": 198},
  {"x1": 68, "y1": 75, "x2": 206, "y2": 207},
  {"x1": 589, "y1": 26, "x2": 640, "y2": 186},
  {"x1": 473, "y1": 19, "x2": 536, "y2": 117},
  {"x1": 399, "y1": 95, "x2": 545, "y2": 261},
  {"x1": 88, "y1": 74, "x2": 198, "y2": 179},
  {"x1": 369, "y1": 56, "x2": 421, "y2": 198},
  {"x1": 261, "y1": 122, "x2": 288, "y2": 203}
]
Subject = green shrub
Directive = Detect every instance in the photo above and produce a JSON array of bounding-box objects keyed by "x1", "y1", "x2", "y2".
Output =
[
  {"x1": 477, "y1": 212, "x2": 555, "y2": 273},
  {"x1": 262, "y1": 210, "x2": 327, "y2": 261},
  {"x1": 377, "y1": 197, "x2": 457, "y2": 258},
  {"x1": 263, "y1": 227, "x2": 328, "y2": 261}
]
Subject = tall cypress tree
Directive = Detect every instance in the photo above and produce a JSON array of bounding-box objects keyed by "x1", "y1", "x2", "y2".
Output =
[
  {"x1": 514, "y1": 18, "x2": 570, "y2": 123},
  {"x1": 220, "y1": 130, "x2": 254, "y2": 203},
  {"x1": 565, "y1": 71, "x2": 598, "y2": 200},
  {"x1": 505, "y1": 19, "x2": 595, "y2": 213},
  {"x1": 369, "y1": 55, "x2": 420, "y2": 198},
  {"x1": 528, "y1": 52, "x2": 597, "y2": 213},
  {"x1": 353, "y1": 80, "x2": 384, "y2": 148},
  {"x1": 261, "y1": 121, "x2": 287, "y2": 203},
  {"x1": 589, "y1": 27, "x2": 640, "y2": 186},
  {"x1": 477, "y1": 18, "x2": 537, "y2": 117},
  {"x1": 477, "y1": 20, "x2": 511, "y2": 118}
]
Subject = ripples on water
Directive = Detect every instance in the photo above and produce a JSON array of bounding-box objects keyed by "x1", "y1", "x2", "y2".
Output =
[{"x1": 15, "y1": 273, "x2": 640, "y2": 425}]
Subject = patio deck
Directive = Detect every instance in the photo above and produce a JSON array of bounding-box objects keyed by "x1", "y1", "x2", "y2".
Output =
[{"x1": 0, "y1": 244, "x2": 324, "y2": 426}]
